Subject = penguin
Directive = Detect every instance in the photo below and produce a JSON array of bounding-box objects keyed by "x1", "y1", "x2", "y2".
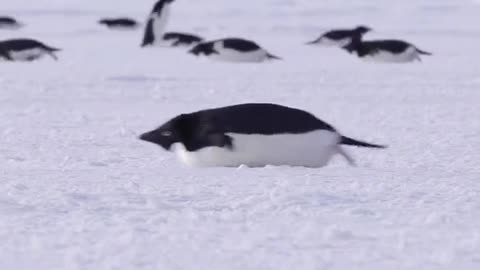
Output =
[
  {"x1": 306, "y1": 25, "x2": 371, "y2": 47},
  {"x1": 0, "y1": 39, "x2": 61, "y2": 61},
  {"x1": 98, "y1": 18, "x2": 139, "y2": 30},
  {"x1": 160, "y1": 32, "x2": 204, "y2": 47},
  {"x1": 343, "y1": 37, "x2": 432, "y2": 63},
  {"x1": 141, "y1": 0, "x2": 175, "y2": 47},
  {"x1": 139, "y1": 103, "x2": 386, "y2": 168},
  {"x1": 0, "y1": 16, "x2": 23, "y2": 30},
  {"x1": 188, "y1": 38, "x2": 281, "y2": 62}
]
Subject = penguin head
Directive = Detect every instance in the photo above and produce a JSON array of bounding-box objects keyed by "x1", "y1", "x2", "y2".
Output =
[
  {"x1": 354, "y1": 25, "x2": 372, "y2": 35},
  {"x1": 139, "y1": 116, "x2": 186, "y2": 151},
  {"x1": 152, "y1": 0, "x2": 175, "y2": 14},
  {"x1": 188, "y1": 42, "x2": 216, "y2": 56}
]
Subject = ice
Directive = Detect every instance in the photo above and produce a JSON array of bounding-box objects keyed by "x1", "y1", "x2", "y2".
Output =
[{"x1": 1, "y1": 0, "x2": 480, "y2": 269}]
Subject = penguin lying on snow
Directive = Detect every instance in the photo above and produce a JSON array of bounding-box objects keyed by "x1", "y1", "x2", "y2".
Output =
[
  {"x1": 343, "y1": 37, "x2": 432, "y2": 63},
  {"x1": 98, "y1": 18, "x2": 139, "y2": 30},
  {"x1": 140, "y1": 103, "x2": 386, "y2": 168},
  {"x1": 141, "y1": 0, "x2": 174, "y2": 47},
  {"x1": 0, "y1": 39, "x2": 60, "y2": 61},
  {"x1": 306, "y1": 25, "x2": 371, "y2": 47},
  {"x1": 142, "y1": 31, "x2": 204, "y2": 48},
  {"x1": 0, "y1": 16, "x2": 23, "y2": 29},
  {"x1": 189, "y1": 38, "x2": 281, "y2": 62},
  {"x1": 160, "y1": 32, "x2": 204, "y2": 47}
]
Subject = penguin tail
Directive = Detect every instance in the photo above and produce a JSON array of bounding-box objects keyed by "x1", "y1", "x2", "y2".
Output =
[
  {"x1": 416, "y1": 48, "x2": 432, "y2": 56},
  {"x1": 266, "y1": 53, "x2": 282, "y2": 60},
  {"x1": 340, "y1": 136, "x2": 386, "y2": 149},
  {"x1": 47, "y1": 46, "x2": 61, "y2": 52}
]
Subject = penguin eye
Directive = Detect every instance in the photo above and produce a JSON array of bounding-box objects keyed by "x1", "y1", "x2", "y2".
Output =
[{"x1": 161, "y1": 131, "x2": 172, "y2": 137}]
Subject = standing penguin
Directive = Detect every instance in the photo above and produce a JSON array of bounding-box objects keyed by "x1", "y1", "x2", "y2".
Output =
[
  {"x1": 343, "y1": 36, "x2": 432, "y2": 63},
  {"x1": 141, "y1": 0, "x2": 175, "y2": 47},
  {"x1": 139, "y1": 103, "x2": 386, "y2": 168},
  {"x1": 306, "y1": 25, "x2": 372, "y2": 47},
  {"x1": 0, "y1": 16, "x2": 23, "y2": 30},
  {"x1": 188, "y1": 38, "x2": 281, "y2": 62},
  {"x1": 0, "y1": 39, "x2": 61, "y2": 61}
]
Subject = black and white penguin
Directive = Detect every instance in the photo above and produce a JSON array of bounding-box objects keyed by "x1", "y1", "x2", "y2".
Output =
[
  {"x1": 160, "y1": 32, "x2": 204, "y2": 47},
  {"x1": 141, "y1": 0, "x2": 175, "y2": 47},
  {"x1": 306, "y1": 25, "x2": 371, "y2": 47},
  {"x1": 139, "y1": 103, "x2": 386, "y2": 168},
  {"x1": 0, "y1": 39, "x2": 61, "y2": 61},
  {"x1": 188, "y1": 38, "x2": 281, "y2": 62},
  {"x1": 0, "y1": 16, "x2": 23, "y2": 30},
  {"x1": 343, "y1": 37, "x2": 432, "y2": 63},
  {"x1": 98, "y1": 18, "x2": 139, "y2": 30}
]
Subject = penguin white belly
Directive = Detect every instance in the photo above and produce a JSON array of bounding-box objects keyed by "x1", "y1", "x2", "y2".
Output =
[
  {"x1": 173, "y1": 130, "x2": 341, "y2": 167},
  {"x1": 152, "y1": 6, "x2": 170, "y2": 38},
  {"x1": 9, "y1": 48, "x2": 46, "y2": 61},
  {"x1": 317, "y1": 37, "x2": 352, "y2": 47},
  {"x1": 364, "y1": 46, "x2": 418, "y2": 63},
  {"x1": 153, "y1": 39, "x2": 177, "y2": 47},
  {"x1": 209, "y1": 48, "x2": 266, "y2": 63}
]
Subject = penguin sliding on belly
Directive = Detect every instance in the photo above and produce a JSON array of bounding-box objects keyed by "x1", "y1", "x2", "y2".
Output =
[
  {"x1": 306, "y1": 25, "x2": 371, "y2": 47},
  {"x1": 98, "y1": 18, "x2": 140, "y2": 30},
  {"x1": 0, "y1": 16, "x2": 24, "y2": 30},
  {"x1": 343, "y1": 36, "x2": 432, "y2": 63},
  {"x1": 140, "y1": 0, "x2": 203, "y2": 48},
  {"x1": 188, "y1": 38, "x2": 281, "y2": 63},
  {"x1": 0, "y1": 39, "x2": 61, "y2": 61},
  {"x1": 161, "y1": 32, "x2": 204, "y2": 47},
  {"x1": 139, "y1": 103, "x2": 386, "y2": 168}
]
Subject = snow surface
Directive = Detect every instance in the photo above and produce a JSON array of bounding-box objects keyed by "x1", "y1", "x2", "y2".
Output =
[{"x1": 1, "y1": 0, "x2": 480, "y2": 269}]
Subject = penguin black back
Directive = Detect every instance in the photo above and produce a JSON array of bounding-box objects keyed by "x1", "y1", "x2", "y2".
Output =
[
  {"x1": 221, "y1": 38, "x2": 261, "y2": 52},
  {"x1": 98, "y1": 18, "x2": 138, "y2": 27},
  {"x1": 151, "y1": 0, "x2": 175, "y2": 14},
  {"x1": 325, "y1": 25, "x2": 371, "y2": 40},
  {"x1": 0, "y1": 17, "x2": 17, "y2": 24},
  {"x1": 0, "y1": 38, "x2": 59, "y2": 51},
  {"x1": 168, "y1": 103, "x2": 336, "y2": 135}
]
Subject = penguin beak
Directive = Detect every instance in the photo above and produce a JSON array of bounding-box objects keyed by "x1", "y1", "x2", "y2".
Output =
[
  {"x1": 139, "y1": 130, "x2": 156, "y2": 144},
  {"x1": 139, "y1": 129, "x2": 175, "y2": 151}
]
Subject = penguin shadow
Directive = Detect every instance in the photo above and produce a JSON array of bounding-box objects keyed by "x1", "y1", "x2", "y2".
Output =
[{"x1": 106, "y1": 75, "x2": 165, "y2": 83}]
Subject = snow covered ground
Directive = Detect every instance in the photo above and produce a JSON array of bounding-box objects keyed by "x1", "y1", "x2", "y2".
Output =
[{"x1": 1, "y1": 0, "x2": 480, "y2": 269}]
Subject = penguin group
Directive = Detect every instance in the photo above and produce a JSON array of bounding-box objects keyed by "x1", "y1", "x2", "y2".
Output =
[
  {"x1": 0, "y1": 0, "x2": 431, "y2": 64},
  {"x1": 307, "y1": 25, "x2": 432, "y2": 62},
  {"x1": 5, "y1": 0, "x2": 445, "y2": 168}
]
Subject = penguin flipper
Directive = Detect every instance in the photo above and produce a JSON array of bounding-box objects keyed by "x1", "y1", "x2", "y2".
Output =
[{"x1": 208, "y1": 133, "x2": 234, "y2": 150}]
